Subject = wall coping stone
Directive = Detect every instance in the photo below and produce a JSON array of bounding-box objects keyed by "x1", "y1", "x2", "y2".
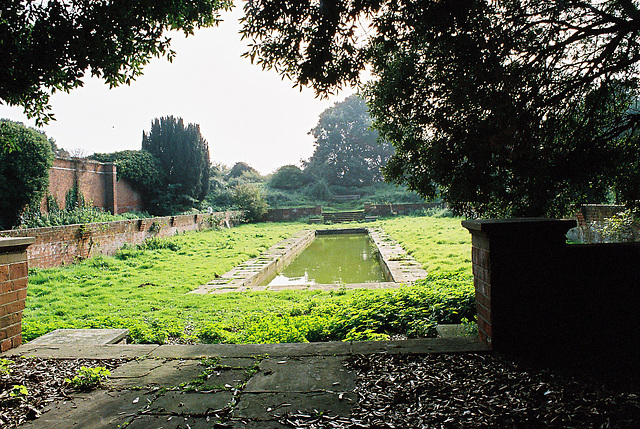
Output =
[
  {"x1": 0, "y1": 237, "x2": 35, "y2": 251},
  {"x1": 462, "y1": 218, "x2": 576, "y2": 239}
]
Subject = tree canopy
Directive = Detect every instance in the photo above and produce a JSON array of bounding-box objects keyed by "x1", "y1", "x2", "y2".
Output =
[
  {"x1": 142, "y1": 116, "x2": 211, "y2": 213},
  {"x1": 0, "y1": 0, "x2": 232, "y2": 124},
  {"x1": 0, "y1": 120, "x2": 52, "y2": 229},
  {"x1": 90, "y1": 150, "x2": 164, "y2": 197},
  {"x1": 305, "y1": 95, "x2": 394, "y2": 188},
  {"x1": 242, "y1": 0, "x2": 640, "y2": 216}
]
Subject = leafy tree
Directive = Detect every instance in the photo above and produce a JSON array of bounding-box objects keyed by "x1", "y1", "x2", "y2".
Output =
[
  {"x1": 0, "y1": 0, "x2": 232, "y2": 125},
  {"x1": 142, "y1": 116, "x2": 211, "y2": 210},
  {"x1": 269, "y1": 164, "x2": 307, "y2": 190},
  {"x1": 0, "y1": 120, "x2": 52, "y2": 229},
  {"x1": 305, "y1": 95, "x2": 394, "y2": 188},
  {"x1": 232, "y1": 183, "x2": 268, "y2": 222},
  {"x1": 228, "y1": 162, "x2": 260, "y2": 179},
  {"x1": 241, "y1": 0, "x2": 640, "y2": 216},
  {"x1": 89, "y1": 150, "x2": 164, "y2": 205}
]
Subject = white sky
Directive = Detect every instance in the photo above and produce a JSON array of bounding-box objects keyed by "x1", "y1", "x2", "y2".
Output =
[{"x1": 0, "y1": 4, "x2": 355, "y2": 175}]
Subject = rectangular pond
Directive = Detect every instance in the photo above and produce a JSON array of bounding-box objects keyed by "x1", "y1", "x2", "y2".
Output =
[{"x1": 260, "y1": 231, "x2": 388, "y2": 286}]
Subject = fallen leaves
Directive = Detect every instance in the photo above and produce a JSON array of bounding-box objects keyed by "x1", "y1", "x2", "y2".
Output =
[{"x1": 280, "y1": 353, "x2": 640, "y2": 428}]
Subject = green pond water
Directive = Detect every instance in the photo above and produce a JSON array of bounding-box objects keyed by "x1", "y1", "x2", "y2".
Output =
[{"x1": 262, "y1": 233, "x2": 388, "y2": 286}]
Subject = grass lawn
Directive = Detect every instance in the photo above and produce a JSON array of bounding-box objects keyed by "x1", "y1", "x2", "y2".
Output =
[{"x1": 24, "y1": 215, "x2": 474, "y2": 344}]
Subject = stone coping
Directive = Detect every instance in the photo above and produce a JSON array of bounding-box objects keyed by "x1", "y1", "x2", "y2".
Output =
[
  {"x1": 3, "y1": 337, "x2": 489, "y2": 359},
  {"x1": 0, "y1": 236, "x2": 35, "y2": 251},
  {"x1": 190, "y1": 227, "x2": 428, "y2": 294}
]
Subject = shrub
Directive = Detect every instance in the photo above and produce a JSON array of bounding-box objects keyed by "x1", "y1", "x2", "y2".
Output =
[
  {"x1": 269, "y1": 165, "x2": 307, "y2": 190},
  {"x1": 17, "y1": 206, "x2": 151, "y2": 229},
  {"x1": 0, "y1": 120, "x2": 53, "y2": 229},
  {"x1": 232, "y1": 183, "x2": 268, "y2": 222}
]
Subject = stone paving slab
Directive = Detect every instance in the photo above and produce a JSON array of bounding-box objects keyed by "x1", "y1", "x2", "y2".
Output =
[
  {"x1": 19, "y1": 390, "x2": 155, "y2": 429},
  {"x1": 351, "y1": 337, "x2": 488, "y2": 355},
  {"x1": 25, "y1": 329, "x2": 129, "y2": 346},
  {"x1": 3, "y1": 344, "x2": 158, "y2": 359},
  {"x1": 107, "y1": 358, "x2": 206, "y2": 389},
  {"x1": 14, "y1": 338, "x2": 488, "y2": 428},
  {"x1": 234, "y1": 391, "x2": 356, "y2": 420},
  {"x1": 245, "y1": 356, "x2": 355, "y2": 393},
  {"x1": 149, "y1": 341, "x2": 353, "y2": 359},
  {"x1": 147, "y1": 390, "x2": 235, "y2": 415}
]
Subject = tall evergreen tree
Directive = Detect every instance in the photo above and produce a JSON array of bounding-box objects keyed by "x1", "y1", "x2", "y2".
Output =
[{"x1": 142, "y1": 116, "x2": 211, "y2": 206}]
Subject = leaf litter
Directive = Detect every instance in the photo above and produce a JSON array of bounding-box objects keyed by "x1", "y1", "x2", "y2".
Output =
[
  {"x1": 0, "y1": 357, "x2": 127, "y2": 428},
  {"x1": 279, "y1": 353, "x2": 640, "y2": 428}
]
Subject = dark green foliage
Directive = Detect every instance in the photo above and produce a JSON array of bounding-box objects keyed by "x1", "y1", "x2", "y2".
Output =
[
  {"x1": 0, "y1": 120, "x2": 52, "y2": 229},
  {"x1": 269, "y1": 164, "x2": 307, "y2": 190},
  {"x1": 195, "y1": 271, "x2": 475, "y2": 344},
  {"x1": 0, "y1": 0, "x2": 232, "y2": 126},
  {"x1": 228, "y1": 162, "x2": 260, "y2": 179},
  {"x1": 367, "y1": 2, "x2": 637, "y2": 216},
  {"x1": 305, "y1": 95, "x2": 395, "y2": 188},
  {"x1": 90, "y1": 150, "x2": 164, "y2": 197},
  {"x1": 232, "y1": 183, "x2": 268, "y2": 222},
  {"x1": 18, "y1": 206, "x2": 149, "y2": 229},
  {"x1": 242, "y1": 0, "x2": 640, "y2": 217},
  {"x1": 142, "y1": 116, "x2": 211, "y2": 214}
]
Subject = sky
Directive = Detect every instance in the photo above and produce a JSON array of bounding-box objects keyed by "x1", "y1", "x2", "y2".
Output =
[{"x1": 0, "y1": 4, "x2": 355, "y2": 175}]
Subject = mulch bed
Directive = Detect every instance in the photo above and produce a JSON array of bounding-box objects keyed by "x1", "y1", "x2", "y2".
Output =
[
  {"x1": 0, "y1": 357, "x2": 127, "y2": 428},
  {"x1": 280, "y1": 353, "x2": 640, "y2": 428}
]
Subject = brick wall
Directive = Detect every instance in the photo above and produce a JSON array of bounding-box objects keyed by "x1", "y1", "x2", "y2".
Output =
[
  {"x1": 263, "y1": 203, "x2": 441, "y2": 222},
  {"x1": 363, "y1": 202, "x2": 442, "y2": 216},
  {"x1": 263, "y1": 206, "x2": 322, "y2": 222},
  {"x1": 0, "y1": 237, "x2": 34, "y2": 352},
  {"x1": 0, "y1": 212, "x2": 241, "y2": 269},
  {"x1": 578, "y1": 204, "x2": 626, "y2": 223},
  {"x1": 48, "y1": 157, "x2": 117, "y2": 212},
  {"x1": 115, "y1": 178, "x2": 144, "y2": 214},
  {"x1": 463, "y1": 219, "x2": 640, "y2": 385}
]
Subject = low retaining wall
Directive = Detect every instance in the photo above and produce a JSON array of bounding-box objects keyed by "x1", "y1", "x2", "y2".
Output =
[
  {"x1": 0, "y1": 212, "x2": 242, "y2": 269},
  {"x1": 263, "y1": 203, "x2": 441, "y2": 222}
]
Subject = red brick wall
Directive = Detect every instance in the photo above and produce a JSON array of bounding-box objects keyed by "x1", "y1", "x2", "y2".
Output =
[
  {"x1": 115, "y1": 178, "x2": 144, "y2": 214},
  {"x1": 263, "y1": 203, "x2": 441, "y2": 222},
  {"x1": 0, "y1": 238, "x2": 34, "y2": 352},
  {"x1": 0, "y1": 212, "x2": 241, "y2": 269},
  {"x1": 48, "y1": 157, "x2": 117, "y2": 213}
]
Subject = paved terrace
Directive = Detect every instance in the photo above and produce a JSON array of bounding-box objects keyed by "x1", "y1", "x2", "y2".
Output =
[{"x1": 6, "y1": 336, "x2": 487, "y2": 428}]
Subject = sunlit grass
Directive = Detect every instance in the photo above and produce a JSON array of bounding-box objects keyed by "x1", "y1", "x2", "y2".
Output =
[{"x1": 24, "y1": 215, "x2": 473, "y2": 344}]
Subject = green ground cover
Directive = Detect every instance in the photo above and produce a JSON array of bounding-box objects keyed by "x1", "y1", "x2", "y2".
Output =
[{"x1": 24, "y1": 215, "x2": 474, "y2": 344}]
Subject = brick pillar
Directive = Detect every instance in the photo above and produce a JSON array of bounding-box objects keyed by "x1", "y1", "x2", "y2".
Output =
[
  {"x1": 0, "y1": 237, "x2": 35, "y2": 352},
  {"x1": 106, "y1": 162, "x2": 117, "y2": 214},
  {"x1": 461, "y1": 219, "x2": 575, "y2": 352}
]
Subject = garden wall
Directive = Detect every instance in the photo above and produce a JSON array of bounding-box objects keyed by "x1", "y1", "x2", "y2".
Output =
[
  {"x1": 363, "y1": 202, "x2": 442, "y2": 216},
  {"x1": 571, "y1": 204, "x2": 639, "y2": 243},
  {"x1": 263, "y1": 206, "x2": 322, "y2": 222},
  {"x1": 0, "y1": 212, "x2": 241, "y2": 269},
  {"x1": 46, "y1": 157, "x2": 144, "y2": 214},
  {"x1": 263, "y1": 203, "x2": 441, "y2": 222},
  {"x1": 463, "y1": 219, "x2": 640, "y2": 385}
]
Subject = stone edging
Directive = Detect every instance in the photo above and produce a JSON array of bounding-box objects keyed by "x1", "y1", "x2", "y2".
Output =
[{"x1": 190, "y1": 227, "x2": 428, "y2": 294}]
